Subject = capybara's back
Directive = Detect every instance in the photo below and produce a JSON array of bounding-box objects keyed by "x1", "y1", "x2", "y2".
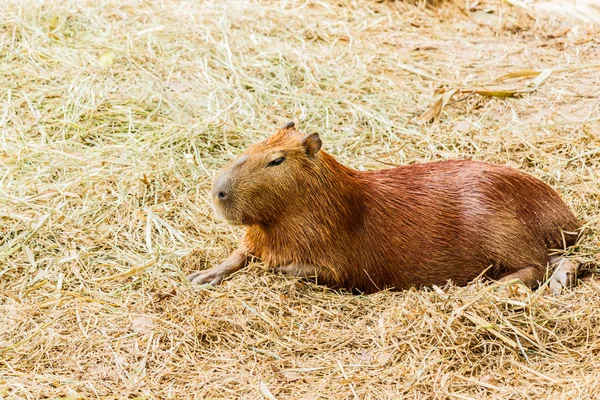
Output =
[{"x1": 352, "y1": 160, "x2": 580, "y2": 292}]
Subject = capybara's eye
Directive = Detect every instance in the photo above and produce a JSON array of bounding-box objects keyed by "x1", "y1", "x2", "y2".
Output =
[{"x1": 267, "y1": 157, "x2": 285, "y2": 167}]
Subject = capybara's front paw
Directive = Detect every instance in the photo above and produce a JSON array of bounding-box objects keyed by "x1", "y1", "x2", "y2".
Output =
[{"x1": 187, "y1": 266, "x2": 230, "y2": 286}]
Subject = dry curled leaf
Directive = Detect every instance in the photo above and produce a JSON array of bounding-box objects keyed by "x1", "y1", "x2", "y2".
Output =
[
  {"x1": 131, "y1": 316, "x2": 154, "y2": 332},
  {"x1": 396, "y1": 62, "x2": 438, "y2": 81},
  {"x1": 419, "y1": 68, "x2": 558, "y2": 123},
  {"x1": 495, "y1": 69, "x2": 545, "y2": 81},
  {"x1": 282, "y1": 370, "x2": 301, "y2": 382},
  {"x1": 453, "y1": 120, "x2": 471, "y2": 133},
  {"x1": 98, "y1": 51, "x2": 115, "y2": 67},
  {"x1": 416, "y1": 88, "x2": 458, "y2": 124},
  {"x1": 357, "y1": 351, "x2": 371, "y2": 362},
  {"x1": 473, "y1": 88, "x2": 520, "y2": 97},
  {"x1": 480, "y1": 374, "x2": 499, "y2": 386},
  {"x1": 376, "y1": 351, "x2": 392, "y2": 365},
  {"x1": 167, "y1": 80, "x2": 187, "y2": 92}
]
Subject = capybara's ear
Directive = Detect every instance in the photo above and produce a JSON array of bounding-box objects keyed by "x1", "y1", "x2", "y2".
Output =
[
  {"x1": 301, "y1": 133, "x2": 322, "y2": 157},
  {"x1": 281, "y1": 121, "x2": 295, "y2": 130}
]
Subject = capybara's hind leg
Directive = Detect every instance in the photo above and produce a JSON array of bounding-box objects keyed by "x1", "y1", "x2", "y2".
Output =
[
  {"x1": 274, "y1": 263, "x2": 319, "y2": 277},
  {"x1": 498, "y1": 265, "x2": 546, "y2": 289},
  {"x1": 548, "y1": 255, "x2": 579, "y2": 295},
  {"x1": 274, "y1": 263, "x2": 339, "y2": 286}
]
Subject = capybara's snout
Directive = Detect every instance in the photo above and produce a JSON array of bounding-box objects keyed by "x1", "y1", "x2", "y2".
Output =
[
  {"x1": 212, "y1": 172, "x2": 231, "y2": 203},
  {"x1": 211, "y1": 169, "x2": 237, "y2": 222}
]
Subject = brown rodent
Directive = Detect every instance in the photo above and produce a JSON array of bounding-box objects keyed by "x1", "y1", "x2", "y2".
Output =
[{"x1": 188, "y1": 122, "x2": 581, "y2": 294}]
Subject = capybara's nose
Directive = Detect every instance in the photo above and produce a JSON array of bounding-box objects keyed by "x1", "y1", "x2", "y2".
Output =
[{"x1": 212, "y1": 173, "x2": 231, "y2": 203}]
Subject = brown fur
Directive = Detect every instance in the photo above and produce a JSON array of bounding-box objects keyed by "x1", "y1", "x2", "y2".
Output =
[{"x1": 190, "y1": 123, "x2": 580, "y2": 294}]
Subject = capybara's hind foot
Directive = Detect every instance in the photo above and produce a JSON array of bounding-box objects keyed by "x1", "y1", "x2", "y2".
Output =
[
  {"x1": 498, "y1": 265, "x2": 545, "y2": 289},
  {"x1": 548, "y1": 257, "x2": 579, "y2": 295},
  {"x1": 274, "y1": 263, "x2": 318, "y2": 278}
]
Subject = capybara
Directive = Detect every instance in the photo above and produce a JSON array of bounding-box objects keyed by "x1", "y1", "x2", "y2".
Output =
[{"x1": 188, "y1": 122, "x2": 580, "y2": 294}]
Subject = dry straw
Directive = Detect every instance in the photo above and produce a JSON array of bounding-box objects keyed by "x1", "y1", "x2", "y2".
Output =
[{"x1": 1, "y1": 0, "x2": 599, "y2": 398}]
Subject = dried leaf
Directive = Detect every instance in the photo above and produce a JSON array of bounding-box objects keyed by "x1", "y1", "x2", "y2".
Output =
[
  {"x1": 417, "y1": 88, "x2": 458, "y2": 124},
  {"x1": 357, "y1": 351, "x2": 371, "y2": 362},
  {"x1": 396, "y1": 62, "x2": 438, "y2": 81},
  {"x1": 282, "y1": 370, "x2": 301, "y2": 382},
  {"x1": 382, "y1": 70, "x2": 405, "y2": 86},
  {"x1": 421, "y1": 67, "x2": 557, "y2": 118},
  {"x1": 453, "y1": 120, "x2": 471, "y2": 133},
  {"x1": 376, "y1": 351, "x2": 392, "y2": 365},
  {"x1": 91, "y1": 260, "x2": 156, "y2": 282},
  {"x1": 480, "y1": 69, "x2": 551, "y2": 96},
  {"x1": 525, "y1": 69, "x2": 552, "y2": 91},
  {"x1": 131, "y1": 316, "x2": 154, "y2": 332},
  {"x1": 473, "y1": 88, "x2": 520, "y2": 98},
  {"x1": 184, "y1": 153, "x2": 194, "y2": 165},
  {"x1": 480, "y1": 374, "x2": 499, "y2": 386},
  {"x1": 496, "y1": 69, "x2": 543, "y2": 81},
  {"x1": 98, "y1": 51, "x2": 115, "y2": 67},
  {"x1": 167, "y1": 80, "x2": 187, "y2": 92}
]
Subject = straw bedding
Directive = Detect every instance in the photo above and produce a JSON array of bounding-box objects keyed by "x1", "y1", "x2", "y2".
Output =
[{"x1": 1, "y1": 0, "x2": 599, "y2": 398}]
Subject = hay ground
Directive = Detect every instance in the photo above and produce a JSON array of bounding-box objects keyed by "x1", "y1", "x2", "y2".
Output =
[{"x1": 1, "y1": 0, "x2": 600, "y2": 398}]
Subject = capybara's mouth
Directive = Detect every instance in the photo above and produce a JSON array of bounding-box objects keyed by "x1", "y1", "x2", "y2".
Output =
[
  {"x1": 222, "y1": 217, "x2": 245, "y2": 226},
  {"x1": 213, "y1": 203, "x2": 245, "y2": 226}
]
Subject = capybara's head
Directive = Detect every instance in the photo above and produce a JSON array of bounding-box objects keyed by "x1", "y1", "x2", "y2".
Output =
[{"x1": 211, "y1": 122, "x2": 322, "y2": 225}]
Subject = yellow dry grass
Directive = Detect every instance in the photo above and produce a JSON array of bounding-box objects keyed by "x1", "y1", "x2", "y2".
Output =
[{"x1": 1, "y1": 0, "x2": 600, "y2": 398}]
